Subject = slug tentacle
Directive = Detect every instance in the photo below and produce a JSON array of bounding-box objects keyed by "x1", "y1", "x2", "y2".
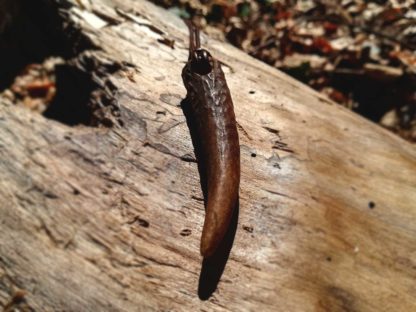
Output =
[{"x1": 182, "y1": 21, "x2": 240, "y2": 258}]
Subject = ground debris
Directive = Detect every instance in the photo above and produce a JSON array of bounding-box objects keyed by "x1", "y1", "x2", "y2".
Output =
[{"x1": 151, "y1": 0, "x2": 416, "y2": 142}]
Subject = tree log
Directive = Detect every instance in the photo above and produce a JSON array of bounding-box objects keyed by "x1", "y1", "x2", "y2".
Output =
[{"x1": 0, "y1": 0, "x2": 415, "y2": 311}]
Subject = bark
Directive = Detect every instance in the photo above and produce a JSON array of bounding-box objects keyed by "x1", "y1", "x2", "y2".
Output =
[{"x1": 0, "y1": 0, "x2": 415, "y2": 311}]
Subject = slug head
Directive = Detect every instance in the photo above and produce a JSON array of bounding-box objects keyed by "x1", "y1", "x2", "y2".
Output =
[{"x1": 191, "y1": 49, "x2": 213, "y2": 75}]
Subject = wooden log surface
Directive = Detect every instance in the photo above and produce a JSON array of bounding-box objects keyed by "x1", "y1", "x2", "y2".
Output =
[{"x1": 0, "y1": 0, "x2": 415, "y2": 311}]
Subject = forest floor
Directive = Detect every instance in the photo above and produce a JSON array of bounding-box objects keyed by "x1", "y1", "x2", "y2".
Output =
[{"x1": 151, "y1": 0, "x2": 416, "y2": 142}]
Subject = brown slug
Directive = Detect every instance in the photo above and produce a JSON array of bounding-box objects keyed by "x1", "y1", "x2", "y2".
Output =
[{"x1": 181, "y1": 22, "x2": 240, "y2": 258}]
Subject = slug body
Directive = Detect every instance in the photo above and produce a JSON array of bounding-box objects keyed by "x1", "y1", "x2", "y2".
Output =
[{"x1": 182, "y1": 23, "x2": 240, "y2": 258}]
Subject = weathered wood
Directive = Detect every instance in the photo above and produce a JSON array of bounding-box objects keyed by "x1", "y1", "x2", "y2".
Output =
[{"x1": 0, "y1": 0, "x2": 415, "y2": 311}]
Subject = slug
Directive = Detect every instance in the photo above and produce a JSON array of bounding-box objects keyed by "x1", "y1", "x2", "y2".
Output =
[{"x1": 181, "y1": 21, "x2": 240, "y2": 258}]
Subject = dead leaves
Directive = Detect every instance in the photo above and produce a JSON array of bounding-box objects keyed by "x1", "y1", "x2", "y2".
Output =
[{"x1": 151, "y1": 0, "x2": 416, "y2": 142}]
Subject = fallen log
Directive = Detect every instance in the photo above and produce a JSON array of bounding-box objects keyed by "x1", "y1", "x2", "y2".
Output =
[{"x1": 0, "y1": 0, "x2": 415, "y2": 311}]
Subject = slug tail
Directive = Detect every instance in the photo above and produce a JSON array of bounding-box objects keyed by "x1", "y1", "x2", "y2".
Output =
[
  {"x1": 200, "y1": 189, "x2": 237, "y2": 258},
  {"x1": 200, "y1": 210, "x2": 222, "y2": 258}
]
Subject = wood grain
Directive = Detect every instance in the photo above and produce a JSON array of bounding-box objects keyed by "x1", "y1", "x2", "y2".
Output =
[{"x1": 0, "y1": 0, "x2": 415, "y2": 311}]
